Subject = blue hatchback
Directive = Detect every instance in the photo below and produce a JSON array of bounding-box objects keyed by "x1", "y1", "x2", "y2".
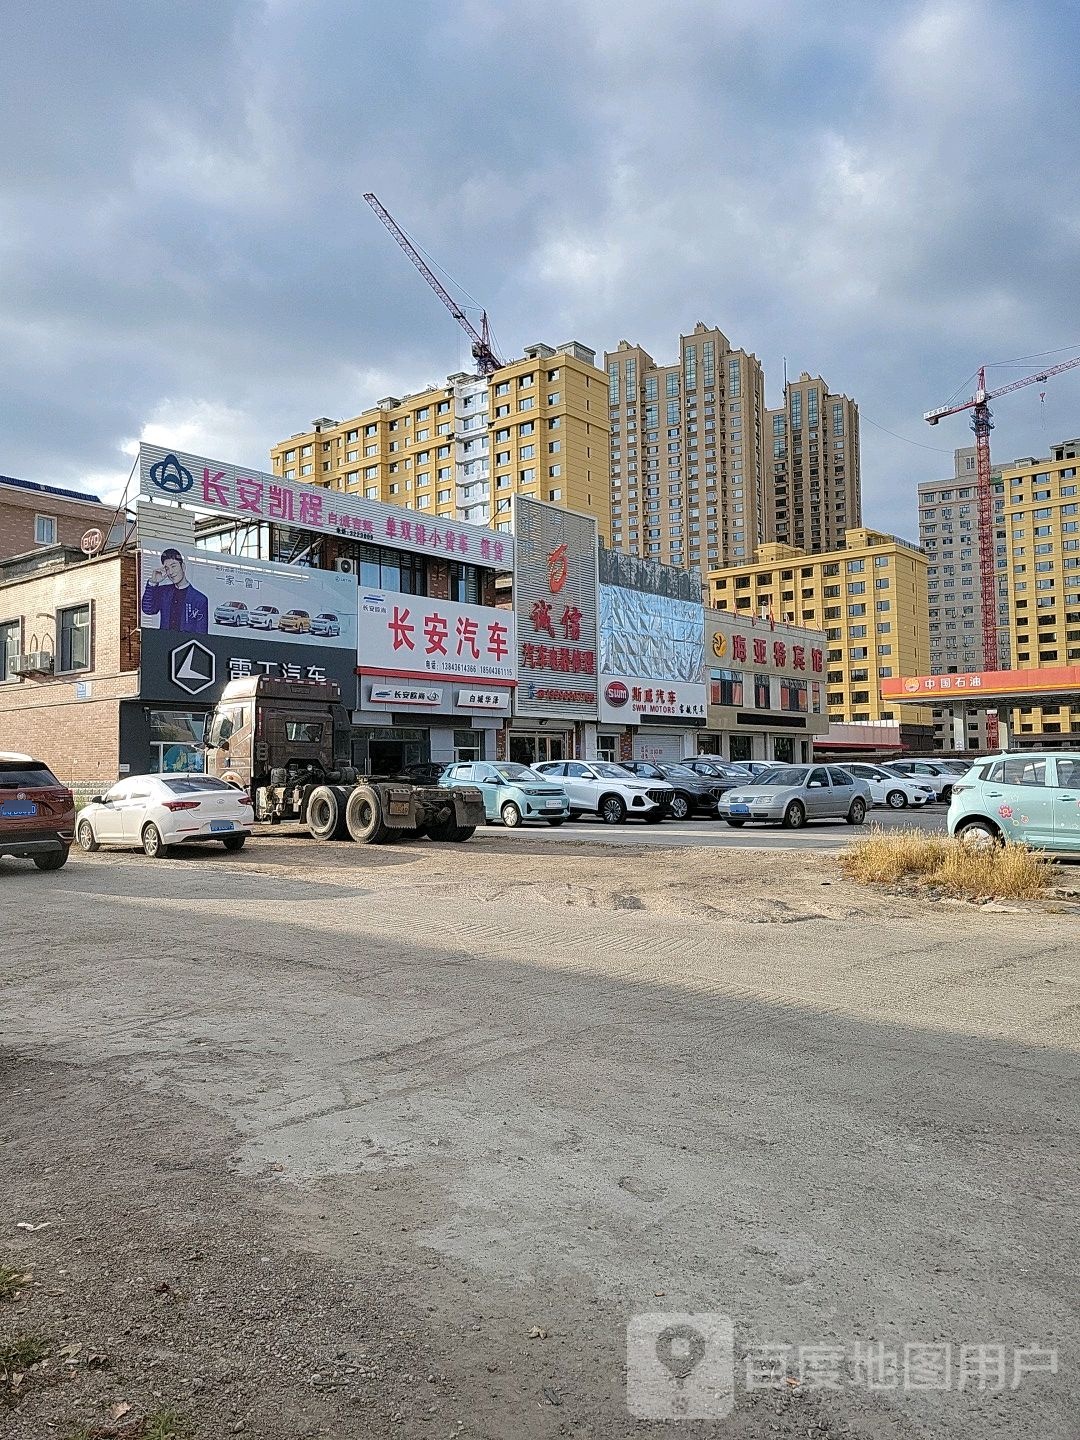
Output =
[
  {"x1": 948, "y1": 751, "x2": 1080, "y2": 853},
  {"x1": 440, "y1": 761, "x2": 570, "y2": 827}
]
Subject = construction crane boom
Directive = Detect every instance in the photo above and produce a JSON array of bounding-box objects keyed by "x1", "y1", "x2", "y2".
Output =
[
  {"x1": 924, "y1": 352, "x2": 1080, "y2": 670},
  {"x1": 924, "y1": 354, "x2": 1080, "y2": 424},
  {"x1": 363, "y1": 193, "x2": 502, "y2": 375}
]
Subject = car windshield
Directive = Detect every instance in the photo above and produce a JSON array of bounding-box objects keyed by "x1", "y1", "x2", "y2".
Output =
[
  {"x1": 160, "y1": 777, "x2": 234, "y2": 793},
  {"x1": 662, "y1": 765, "x2": 698, "y2": 779},
  {"x1": 317, "y1": 614, "x2": 336, "y2": 620},
  {"x1": 490, "y1": 764, "x2": 543, "y2": 783},
  {"x1": 0, "y1": 762, "x2": 62, "y2": 788},
  {"x1": 591, "y1": 763, "x2": 634, "y2": 779},
  {"x1": 751, "y1": 767, "x2": 809, "y2": 787},
  {"x1": 255, "y1": 606, "x2": 276, "y2": 613}
]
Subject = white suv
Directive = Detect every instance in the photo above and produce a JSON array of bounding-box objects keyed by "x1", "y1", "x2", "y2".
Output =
[{"x1": 534, "y1": 761, "x2": 674, "y2": 824}]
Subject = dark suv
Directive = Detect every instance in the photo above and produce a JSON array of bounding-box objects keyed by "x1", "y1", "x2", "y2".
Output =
[
  {"x1": 0, "y1": 753, "x2": 76, "y2": 871},
  {"x1": 620, "y1": 761, "x2": 730, "y2": 821}
]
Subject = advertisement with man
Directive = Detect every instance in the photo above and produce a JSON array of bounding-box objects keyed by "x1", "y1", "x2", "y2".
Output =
[{"x1": 139, "y1": 546, "x2": 357, "y2": 649}]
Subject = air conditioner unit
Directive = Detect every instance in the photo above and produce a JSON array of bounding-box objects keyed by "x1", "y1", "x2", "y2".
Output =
[
  {"x1": 334, "y1": 557, "x2": 357, "y2": 576},
  {"x1": 14, "y1": 652, "x2": 54, "y2": 675}
]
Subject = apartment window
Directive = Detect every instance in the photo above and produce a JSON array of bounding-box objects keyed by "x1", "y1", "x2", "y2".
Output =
[
  {"x1": 35, "y1": 514, "x2": 57, "y2": 545},
  {"x1": 58, "y1": 603, "x2": 91, "y2": 672},
  {"x1": 549, "y1": 488, "x2": 562, "y2": 501},
  {"x1": 437, "y1": 488, "x2": 452, "y2": 503},
  {"x1": 0, "y1": 620, "x2": 19, "y2": 682}
]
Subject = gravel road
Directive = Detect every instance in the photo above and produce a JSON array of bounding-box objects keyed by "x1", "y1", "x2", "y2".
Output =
[{"x1": 1, "y1": 832, "x2": 1076, "y2": 1438}]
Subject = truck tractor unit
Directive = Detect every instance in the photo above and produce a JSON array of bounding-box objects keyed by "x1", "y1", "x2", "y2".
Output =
[{"x1": 205, "y1": 676, "x2": 483, "y2": 844}]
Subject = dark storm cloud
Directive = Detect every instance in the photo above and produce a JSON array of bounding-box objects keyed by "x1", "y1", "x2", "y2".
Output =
[{"x1": 1, "y1": 0, "x2": 1078, "y2": 535}]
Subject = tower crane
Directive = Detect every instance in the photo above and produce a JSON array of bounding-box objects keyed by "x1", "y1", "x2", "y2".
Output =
[
  {"x1": 363, "y1": 193, "x2": 503, "y2": 375},
  {"x1": 924, "y1": 354, "x2": 1080, "y2": 669}
]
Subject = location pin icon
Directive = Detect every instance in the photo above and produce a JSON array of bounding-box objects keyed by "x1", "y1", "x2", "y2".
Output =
[{"x1": 655, "y1": 1323, "x2": 707, "y2": 1383}]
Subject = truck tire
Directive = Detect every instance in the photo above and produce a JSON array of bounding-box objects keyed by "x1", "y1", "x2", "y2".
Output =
[
  {"x1": 345, "y1": 784, "x2": 390, "y2": 844},
  {"x1": 450, "y1": 826, "x2": 475, "y2": 842},
  {"x1": 306, "y1": 784, "x2": 349, "y2": 841}
]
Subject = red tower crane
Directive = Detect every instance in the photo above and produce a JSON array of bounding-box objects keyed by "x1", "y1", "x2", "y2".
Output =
[
  {"x1": 363, "y1": 193, "x2": 503, "y2": 375},
  {"x1": 924, "y1": 354, "x2": 1080, "y2": 669}
]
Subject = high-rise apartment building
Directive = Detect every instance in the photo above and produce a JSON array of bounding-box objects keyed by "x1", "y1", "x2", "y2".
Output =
[
  {"x1": 271, "y1": 341, "x2": 611, "y2": 543},
  {"x1": 1000, "y1": 437, "x2": 1080, "y2": 741},
  {"x1": 764, "y1": 374, "x2": 861, "y2": 553},
  {"x1": 708, "y1": 528, "x2": 930, "y2": 729},
  {"x1": 605, "y1": 323, "x2": 767, "y2": 577},
  {"x1": 918, "y1": 447, "x2": 1010, "y2": 750}
]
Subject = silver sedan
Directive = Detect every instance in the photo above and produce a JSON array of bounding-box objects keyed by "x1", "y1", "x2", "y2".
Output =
[{"x1": 716, "y1": 763, "x2": 872, "y2": 830}]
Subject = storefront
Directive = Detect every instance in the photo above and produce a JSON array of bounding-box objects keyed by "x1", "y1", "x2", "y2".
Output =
[
  {"x1": 702, "y1": 612, "x2": 830, "y2": 762},
  {"x1": 597, "y1": 552, "x2": 707, "y2": 763},
  {"x1": 510, "y1": 496, "x2": 599, "y2": 760},
  {"x1": 354, "y1": 588, "x2": 515, "y2": 771}
]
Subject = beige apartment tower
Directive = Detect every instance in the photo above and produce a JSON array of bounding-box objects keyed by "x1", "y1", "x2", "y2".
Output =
[
  {"x1": 605, "y1": 323, "x2": 767, "y2": 577},
  {"x1": 765, "y1": 374, "x2": 861, "y2": 553},
  {"x1": 271, "y1": 341, "x2": 611, "y2": 544}
]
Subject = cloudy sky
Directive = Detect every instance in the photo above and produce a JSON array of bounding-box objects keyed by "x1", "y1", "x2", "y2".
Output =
[{"x1": 3, "y1": 0, "x2": 1078, "y2": 538}]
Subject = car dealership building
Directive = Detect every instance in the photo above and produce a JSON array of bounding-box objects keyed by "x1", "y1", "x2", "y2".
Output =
[{"x1": 0, "y1": 444, "x2": 831, "y2": 791}]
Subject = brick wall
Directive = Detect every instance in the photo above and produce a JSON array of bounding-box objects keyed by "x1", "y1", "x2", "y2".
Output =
[
  {"x1": 0, "y1": 552, "x2": 138, "y2": 786},
  {"x1": 0, "y1": 486, "x2": 116, "y2": 562}
]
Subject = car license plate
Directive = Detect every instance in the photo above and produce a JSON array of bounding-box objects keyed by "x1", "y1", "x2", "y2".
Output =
[
  {"x1": 544, "y1": 800, "x2": 562, "y2": 810},
  {"x1": 730, "y1": 803, "x2": 750, "y2": 815},
  {"x1": 210, "y1": 820, "x2": 234, "y2": 832},
  {"x1": 1, "y1": 801, "x2": 37, "y2": 818}
]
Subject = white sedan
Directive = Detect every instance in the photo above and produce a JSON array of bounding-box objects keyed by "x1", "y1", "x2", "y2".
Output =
[
  {"x1": 843, "y1": 762, "x2": 933, "y2": 809},
  {"x1": 77, "y1": 775, "x2": 254, "y2": 858}
]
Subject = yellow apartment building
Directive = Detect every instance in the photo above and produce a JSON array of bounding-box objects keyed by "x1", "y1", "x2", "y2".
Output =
[
  {"x1": 271, "y1": 341, "x2": 611, "y2": 544},
  {"x1": 708, "y1": 527, "x2": 930, "y2": 726},
  {"x1": 1001, "y1": 438, "x2": 1080, "y2": 740}
]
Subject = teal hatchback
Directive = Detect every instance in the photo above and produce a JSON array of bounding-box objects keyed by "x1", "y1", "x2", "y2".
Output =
[
  {"x1": 440, "y1": 761, "x2": 570, "y2": 828},
  {"x1": 948, "y1": 751, "x2": 1080, "y2": 853}
]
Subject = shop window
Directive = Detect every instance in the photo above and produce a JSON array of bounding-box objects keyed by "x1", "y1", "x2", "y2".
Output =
[
  {"x1": 596, "y1": 735, "x2": 618, "y2": 762},
  {"x1": 709, "y1": 669, "x2": 743, "y2": 706},
  {"x1": 149, "y1": 711, "x2": 206, "y2": 774},
  {"x1": 728, "y1": 734, "x2": 752, "y2": 762},
  {"x1": 453, "y1": 729, "x2": 483, "y2": 761},
  {"x1": 773, "y1": 736, "x2": 795, "y2": 763},
  {"x1": 356, "y1": 543, "x2": 426, "y2": 595},
  {"x1": 780, "y1": 679, "x2": 808, "y2": 713},
  {"x1": 448, "y1": 561, "x2": 480, "y2": 605},
  {"x1": 754, "y1": 674, "x2": 771, "y2": 709}
]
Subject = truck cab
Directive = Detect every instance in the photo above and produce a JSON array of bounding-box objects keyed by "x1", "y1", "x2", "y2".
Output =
[{"x1": 204, "y1": 675, "x2": 483, "y2": 842}]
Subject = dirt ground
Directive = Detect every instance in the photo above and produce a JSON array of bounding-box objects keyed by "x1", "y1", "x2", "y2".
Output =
[{"x1": 1, "y1": 831, "x2": 1077, "y2": 1438}]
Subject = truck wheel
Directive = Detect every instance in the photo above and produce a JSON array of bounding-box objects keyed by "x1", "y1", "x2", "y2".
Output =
[
  {"x1": 450, "y1": 826, "x2": 475, "y2": 842},
  {"x1": 306, "y1": 785, "x2": 349, "y2": 841},
  {"x1": 345, "y1": 785, "x2": 390, "y2": 844}
]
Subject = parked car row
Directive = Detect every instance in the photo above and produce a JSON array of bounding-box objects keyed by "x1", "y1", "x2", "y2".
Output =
[
  {"x1": 212, "y1": 600, "x2": 341, "y2": 636},
  {"x1": 6, "y1": 748, "x2": 1078, "y2": 869}
]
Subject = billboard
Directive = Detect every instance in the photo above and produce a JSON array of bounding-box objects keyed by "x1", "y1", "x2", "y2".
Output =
[
  {"x1": 598, "y1": 584, "x2": 706, "y2": 725},
  {"x1": 139, "y1": 443, "x2": 513, "y2": 570},
  {"x1": 356, "y1": 588, "x2": 516, "y2": 685},
  {"x1": 513, "y1": 496, "x2": 599, "y2": 719},
  {"x1": 598, "y1": 548, "x2": 703, "y2": 603},
  {"x1": 139, "y1": 546, "x2": 356, "y2": 649},
  {"x1": 139, "y1": 629, "x2": 358, "y2": 706}
]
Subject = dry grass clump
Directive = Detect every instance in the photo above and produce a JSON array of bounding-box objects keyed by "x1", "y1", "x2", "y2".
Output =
[{"x1": 842, "y1": 827, "x2": 1050, "y2": 901}]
